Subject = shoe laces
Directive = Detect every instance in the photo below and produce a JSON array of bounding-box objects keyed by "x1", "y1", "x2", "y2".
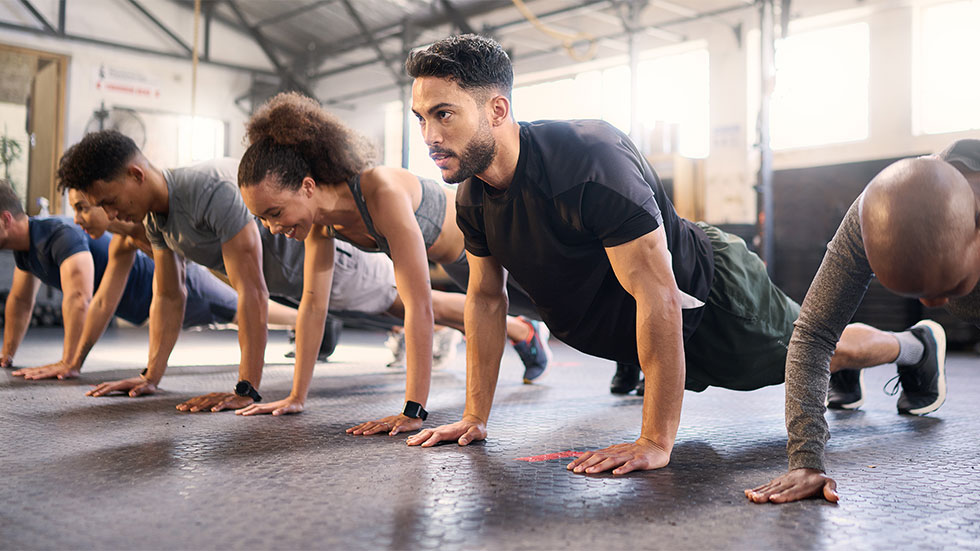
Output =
[{"x1": 883, "y1": 375, "x2": 901, "y2": 396}]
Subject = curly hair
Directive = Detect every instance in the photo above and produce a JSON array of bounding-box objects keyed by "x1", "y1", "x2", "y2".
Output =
[
  {"x1": 239, "y1": 92, "x2": 376, "y2": 191},
  {"x1": 405, "y1": 34, "x2": 513, "y2": 100},
  {"x1": 57, "y1": 130, "x2": 140, "y2": 193},
  {"x1": 0, "y1": 179, "x2": 25, "y2": 216}
]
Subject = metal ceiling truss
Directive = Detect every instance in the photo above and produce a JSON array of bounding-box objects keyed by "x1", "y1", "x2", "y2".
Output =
[
  {"x1": 312, "y1": 0, "x2": 613, "y2": 84},
  {"x1": 1, "y1": 0, "x2": 278, "y2": 76},
  {"x1": 339, "y1": 0, "x2": 406, "y2": 85},
  {"x1": 127, "y1": 0, "x2": 193, "y2": 54},
  {"x1": 3, "y1": 0, "x2": 766, "y2": 109},
  {"x1": 322, "y1": 0, "x2": 756, "y2": 105},
  {"x1": 304, "y1": 0, "x2": 513, "y2": 79},
  {"x1": 17, "y1": 0, "x2": 56, "y2": 33},
  {"x1": 225, "y1": 0, "x2": 316, "y2": 97}
]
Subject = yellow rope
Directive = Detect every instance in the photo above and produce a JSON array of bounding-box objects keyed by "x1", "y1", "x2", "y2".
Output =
[
  {"x1": 191, "y1": 0, "x2": 201, "y2": 118},
  {"x1": 510, "y1": 0, "x2": 598, "y2": 62}
]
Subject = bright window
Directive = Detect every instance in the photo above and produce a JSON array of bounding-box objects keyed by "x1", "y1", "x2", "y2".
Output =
[
  {"x1": 915, "y1": 0, "x2": 980, "y2": 135},
  {"x1": 767, "y1": 22, "x2": 870, "y2": 150},
  {"x1": 177, "y1": 116, "x2": 226, "y2": 165},
  {"x1": 386, "y1": 46, "x2": 711, "y2": 178},
  {"x1": 636, "y1": 49, "x2": 710, "y2": 158}
]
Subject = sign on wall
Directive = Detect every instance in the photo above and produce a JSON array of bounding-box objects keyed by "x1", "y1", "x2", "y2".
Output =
[{"x1": 93, "y1": 65, "x2": 160, "y2": 100}]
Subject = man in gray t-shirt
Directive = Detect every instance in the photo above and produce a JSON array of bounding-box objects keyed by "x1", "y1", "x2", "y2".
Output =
[
  {"x1": 56, "y1": 131, "x2": 399, "y2": 413},
  {"x1": 748, "y1": 139, "x2": 980, "y2": 504}
]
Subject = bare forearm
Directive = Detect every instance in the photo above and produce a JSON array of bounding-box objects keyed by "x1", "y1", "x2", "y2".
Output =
[
  {"x1": 637, "y1": 293, "x2": 684, "y2": 453},
  {"x1": 462, "y1": 291, "x2": 507, "y2": 423},
  {"x1": 403, "y1": 302, "x2": 434, "y2": 407},
  {"x1": 67, "y1": 295, "x2": 119, "y2": 371},
  {"x1": 60, "y1": 293, "x2": 90, "y2": 364},
  {"x1": 236, "y1": 289, "x2": 268, "y2": 387},
  {"x1": 2, "y1": 299, "x2": 34, "y2": 359},
  {"x1": 289, "y1": 301, "x2": 327, "y2": 402},
  {"x1": 145, "y1": 293, "x2": 185, "y2": 384}
]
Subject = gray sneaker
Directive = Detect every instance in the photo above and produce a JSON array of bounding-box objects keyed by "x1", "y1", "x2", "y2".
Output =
[
  {"x1": 432, "y1": 327, "x2": 462, "y2": 369},
  {"x1": 385, "y1": 330, "x2": 406, "y2": 369}
]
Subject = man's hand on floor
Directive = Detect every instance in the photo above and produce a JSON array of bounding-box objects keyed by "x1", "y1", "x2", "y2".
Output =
[{"x1": 745, "y1": 468, "x2": 839, "y2": 503}]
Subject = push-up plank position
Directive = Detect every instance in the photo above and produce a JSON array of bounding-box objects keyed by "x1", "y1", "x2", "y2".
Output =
[
  {"x1": 748, "y1": 142, "x2": 976, "y2": 503},
  {"x1": 0, "y1": 182, "x2": 240, "y2": 380},
  {"x1": 402, "y1": 35, "x2": 940, "y2": 478},
  {"x1": 55, "y1": 134, "x2": 398, "y2": 413}
]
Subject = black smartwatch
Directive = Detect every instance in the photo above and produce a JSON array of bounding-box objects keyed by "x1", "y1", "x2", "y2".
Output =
[
  {"x1": 234, "y1": 380, "x2": 262, "y2": 403},
  {"x1": 402, "y1": 400, "x2": 428, "y2": 421}
]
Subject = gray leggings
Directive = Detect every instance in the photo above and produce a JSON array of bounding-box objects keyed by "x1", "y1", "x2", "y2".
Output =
[{"x1": 440, "y1": 252, "x2": 541, "y2": 321}]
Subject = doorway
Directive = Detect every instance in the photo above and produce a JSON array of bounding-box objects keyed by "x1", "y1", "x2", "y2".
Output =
[{"x1": 0, "y1": 44, "x2": 68, "y2": 215}]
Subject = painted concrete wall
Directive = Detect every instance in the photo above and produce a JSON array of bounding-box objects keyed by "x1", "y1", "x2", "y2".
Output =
[{"x1": 0, "y1": 0, "x2": 271, "y2": 171}]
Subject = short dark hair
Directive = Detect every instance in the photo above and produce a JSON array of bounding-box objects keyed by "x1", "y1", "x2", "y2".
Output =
[
  {"x1": 405, "y1": 34, "x2": 513, "y2": 100},
  {"x1": 57, "y1": 130, "x2": 140, "y2": 193},
  {"x1": 0, "y1": 179, "x2": 25, "y2": 216}
]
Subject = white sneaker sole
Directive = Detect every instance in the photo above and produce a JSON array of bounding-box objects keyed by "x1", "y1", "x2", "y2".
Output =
[
  {"x1": 827, "y1": 369, "x2": 866, "y2": 410},
  {"x1": 906, "y1": 320, "x2": 947, "y2": 415}
]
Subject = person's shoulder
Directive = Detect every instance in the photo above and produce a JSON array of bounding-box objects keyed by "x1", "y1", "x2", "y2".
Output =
[
  {"x1": 523, "y1": 119, "x2": 640, "y2": 195},
  {"x1": 524, "y1": 119, "x2": 627, "y2": 153},
  {"x1": 172, "y1": 158, "x2": 239, "y2": 191},
  {"x1": 360, "y1": 166, "x2": 418, "y2": 194},
  {"x1": 35, "y1": 216, "x2": 85, "y2": 243}
]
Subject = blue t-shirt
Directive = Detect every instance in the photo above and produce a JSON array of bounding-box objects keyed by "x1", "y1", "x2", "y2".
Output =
[{"x1": 13, "y1": 218, "x2": 154, "y2": 325}]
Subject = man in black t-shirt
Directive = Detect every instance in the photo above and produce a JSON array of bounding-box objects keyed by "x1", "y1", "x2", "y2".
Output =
[{"x1": 403, "y1": 35, "x2": 912, "y2": 476}]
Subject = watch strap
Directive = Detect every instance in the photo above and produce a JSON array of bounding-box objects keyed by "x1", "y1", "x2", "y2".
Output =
[
  {"x1": 402, "y1": 400, "x2": 428, "y2": 421},
  {"x1": 235, "y1": 380, "x2": 262, "y2": 403}
]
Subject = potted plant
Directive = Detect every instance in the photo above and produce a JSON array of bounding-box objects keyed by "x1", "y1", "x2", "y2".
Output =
[{"x1": 0, "y1": 124, "x2": 24, "y2": 194}]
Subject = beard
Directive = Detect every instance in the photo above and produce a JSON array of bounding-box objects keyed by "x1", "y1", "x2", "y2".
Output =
[{"x1": 442, "y1": 119, "x2": 497, "y2": 184}]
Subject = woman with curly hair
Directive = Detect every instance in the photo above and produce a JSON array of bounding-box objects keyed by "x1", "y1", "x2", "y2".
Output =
[{"x1": 234, "y1": 92, "x2": 550, "y2": 435}]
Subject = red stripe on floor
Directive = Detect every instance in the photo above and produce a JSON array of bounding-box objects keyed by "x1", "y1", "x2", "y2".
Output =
[{"x1": 515, "y1": 451, "x2": 585, "y2": 462}]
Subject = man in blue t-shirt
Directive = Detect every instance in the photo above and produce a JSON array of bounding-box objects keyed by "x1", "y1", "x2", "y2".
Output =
[
  {"x1": 402, "y1": 35, "x2": 928, "y2": 478},
  {"x1": 0, "y1": 181, "x2": 238, "y2": 378}
]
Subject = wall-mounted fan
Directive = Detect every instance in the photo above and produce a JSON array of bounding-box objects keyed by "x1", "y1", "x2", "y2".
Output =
[{"x1": 84, "y1": 102, "x2": 147, "y2": 148}]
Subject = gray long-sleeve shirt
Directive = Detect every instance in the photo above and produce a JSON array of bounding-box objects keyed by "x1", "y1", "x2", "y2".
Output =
[{"x1": 786, "y1": 138, "x2": 980, "y2": 472}]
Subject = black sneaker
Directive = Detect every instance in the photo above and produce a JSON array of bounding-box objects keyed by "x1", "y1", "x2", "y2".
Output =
[
  {"x1": 610, "y1": 363, "x2": 640, "y2": 394},
  {"x1": 284, "y1": 316, "x2": 343, "y2": 362},
  {"x1": 896, "y1": 320, "x2": 946, "y2": 415},
  {"x1": 318, "y1": 315, "x2": 343, "y2": 361},
  {"x1": 827, "y1": 369, "x2": 865, "y2": 410}
]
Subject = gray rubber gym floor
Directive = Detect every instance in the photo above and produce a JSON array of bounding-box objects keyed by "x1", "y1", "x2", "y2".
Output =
[{"x1": 2, "y1": 326, "x2": 979, "y2": 550}]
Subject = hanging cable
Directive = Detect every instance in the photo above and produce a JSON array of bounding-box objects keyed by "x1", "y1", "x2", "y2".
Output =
[{"x1": 510, "y1": 0, "x2": 598, "y2": 62}]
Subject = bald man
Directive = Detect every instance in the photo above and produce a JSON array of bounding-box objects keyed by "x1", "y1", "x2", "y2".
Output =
[{"x1": 747, "y1": 139, "x2": 980, "y2": 504}]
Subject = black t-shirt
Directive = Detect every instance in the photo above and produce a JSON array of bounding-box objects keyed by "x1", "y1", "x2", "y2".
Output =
[
  {"x1": 456, "y1": 120, "x2": 714, "y2": 364},
  {"x1": 13, "y1": 217, "x2": 153, "y2": 324}
]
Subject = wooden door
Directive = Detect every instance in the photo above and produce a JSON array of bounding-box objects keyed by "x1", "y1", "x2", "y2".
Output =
[{"x1": 27, "y1": 60, "x2": 61, "y2": 216}]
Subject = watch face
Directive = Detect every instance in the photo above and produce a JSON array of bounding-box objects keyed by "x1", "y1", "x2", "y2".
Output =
[
  {"x1": 403, "y1": 401, "x2": 426, "y2": 420},
  {"x1": 235, "y1": 380, "x2": 250, "y2": 396}
]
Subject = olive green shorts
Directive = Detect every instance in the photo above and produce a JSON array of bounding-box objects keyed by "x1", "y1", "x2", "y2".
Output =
[{"x1": 683, "y1": 223, "x2": 800, "y2": 392}]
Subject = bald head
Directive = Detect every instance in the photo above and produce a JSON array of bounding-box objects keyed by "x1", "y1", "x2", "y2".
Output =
[{"x1": 860, "y1": 156, "x2": 980, "y2": 300}]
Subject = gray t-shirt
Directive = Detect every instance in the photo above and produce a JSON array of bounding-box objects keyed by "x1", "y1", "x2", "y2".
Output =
[
  {"x1": 785, "y1": 139, "x2": 980, "y2": 472},
  {"x1": 140, "y1": 158, "x2": 397, "y2": 312},
  {"x1": 144, "y1": 158, "x2": 249, "y2": 274}
]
